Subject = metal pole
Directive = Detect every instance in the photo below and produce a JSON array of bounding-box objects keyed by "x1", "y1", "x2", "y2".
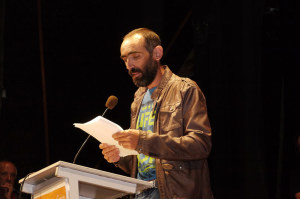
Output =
[{"x1": 37, "y1": 0, "x2": 50, "y2": 165}]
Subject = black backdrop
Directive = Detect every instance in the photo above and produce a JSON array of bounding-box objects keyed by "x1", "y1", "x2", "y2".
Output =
[{"x1": 0, "y1": 0, "x2": 299, "y2": 199}]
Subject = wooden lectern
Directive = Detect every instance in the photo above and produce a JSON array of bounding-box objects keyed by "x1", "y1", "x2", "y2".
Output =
[{"x1": 19, "y1": 161, "x2": 153, "y2": 199}]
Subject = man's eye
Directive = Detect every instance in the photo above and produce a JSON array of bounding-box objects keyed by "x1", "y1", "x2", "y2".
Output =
[{"x1": 132, "y1": 54, "x2": 140, "y2": 59}]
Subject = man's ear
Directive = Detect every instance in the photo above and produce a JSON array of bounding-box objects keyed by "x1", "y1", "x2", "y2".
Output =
[{"x1": 152, "y1": 46, "x2": 163, "y2": 61}]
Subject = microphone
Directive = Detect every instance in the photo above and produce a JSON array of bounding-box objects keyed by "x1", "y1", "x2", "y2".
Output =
[
  {"x1": 72, "y1": 95, "x2": 118, "y2": 164},
  {"x1": 102, "y1": 95, "x2": 118, "y2": 115}
]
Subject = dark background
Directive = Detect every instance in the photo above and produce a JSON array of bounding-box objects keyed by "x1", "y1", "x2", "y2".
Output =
[{"x1": 0, "y1": 0, "x2": 299, "y2": 198}]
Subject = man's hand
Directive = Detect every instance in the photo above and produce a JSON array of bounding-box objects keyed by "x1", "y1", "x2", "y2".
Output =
[
  {"x1": 112, "y1": 129, "x2": 140, "y2": 150},
  {"x1": 99, "y1": 130, "x2": 140, "y2": 163},
  {"x1": 0, "y1": 182, "x2": 13, "y2": 199},
  {"x1": 99, "y1": 143, "x2": 120, "y2": 163}
]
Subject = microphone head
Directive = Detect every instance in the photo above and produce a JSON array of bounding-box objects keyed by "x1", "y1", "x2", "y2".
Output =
[{"x1": 105, "y1": 95, "x2": 118, "y2": 110}]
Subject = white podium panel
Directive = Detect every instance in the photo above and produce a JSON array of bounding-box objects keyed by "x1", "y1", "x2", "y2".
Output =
[{"x1": 19, "y1": 161, "x2": 153, "y2": 199}]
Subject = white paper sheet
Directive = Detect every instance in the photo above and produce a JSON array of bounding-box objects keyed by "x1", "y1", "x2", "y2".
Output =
[{"x1": 74, "y1": 116, "x2": 138, "y2": 157}]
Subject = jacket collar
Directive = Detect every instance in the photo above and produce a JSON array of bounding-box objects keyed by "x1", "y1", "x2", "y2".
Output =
[{"x1": 151, "y1": 65, "x2": 173, "y2": 100}]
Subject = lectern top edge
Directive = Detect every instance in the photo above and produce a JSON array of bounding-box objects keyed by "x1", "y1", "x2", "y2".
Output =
[{"x1": 19, "y1": 161, "x2": 153, "y2": 187}]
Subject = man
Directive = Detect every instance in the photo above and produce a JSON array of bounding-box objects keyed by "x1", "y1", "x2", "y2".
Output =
[
  {"x1": 0, "y1": 161, "x2": 17, "y2": 199},
  {"x1": 100, "y1": 28, "x2": 214, "y2": 199}
]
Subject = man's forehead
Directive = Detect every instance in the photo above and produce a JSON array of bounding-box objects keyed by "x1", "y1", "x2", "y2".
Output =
[
  {"x1": 122, "y1": 34, "x2": 145, "y2": 48},
  {"x1": 0, "y1": 162, "x2": 16, "y2": 173}
]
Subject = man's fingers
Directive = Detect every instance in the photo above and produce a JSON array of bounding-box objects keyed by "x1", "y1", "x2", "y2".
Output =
[
  {"x1": 113, "y1": 131, "x2": 135, "y2": 141},
  {"x1": 112, "y1": 131, "x2": 128, "y2": 139},
  {"x1": 99, "y1": 143, "x2": 108, "y2": 149},
  {"x1": 101, "y1": 145, "x2": 118, "y2": 154},
  {"x1": 104, "y1": 152, "x2": 120, "y2": 163},
  {"x1": 99, "y1": 143, "x2": 120, "y2": 163}
]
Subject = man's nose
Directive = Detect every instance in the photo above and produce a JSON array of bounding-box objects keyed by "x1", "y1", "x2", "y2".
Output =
[
  {"x1": 125, "y1": 59, "x2": 134, "y2": 71},
  {"x1": 6, "y1": 175, "x2": 13, "y2": 182}
]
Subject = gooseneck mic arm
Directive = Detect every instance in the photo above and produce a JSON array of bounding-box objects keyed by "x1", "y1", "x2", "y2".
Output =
[
  {"x1": 72, "y1": 135, "x2": 91, "y2": 164},
  {"x1": 72, "y1": 95, "x2": 118, "y2": 164}
]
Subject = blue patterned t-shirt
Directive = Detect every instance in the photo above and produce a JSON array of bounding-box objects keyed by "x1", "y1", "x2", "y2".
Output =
[{"x1": 136, "y1": 87, "x2": 156, "y2": 181}]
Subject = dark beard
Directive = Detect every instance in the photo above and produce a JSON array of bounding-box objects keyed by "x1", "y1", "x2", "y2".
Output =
[{"x1": 129, "y1": 58, "x2": 159, "y2": 87}]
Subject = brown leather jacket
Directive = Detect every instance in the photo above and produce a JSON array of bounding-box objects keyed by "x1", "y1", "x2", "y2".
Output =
[{"x1": 117, "y1": 66, "x2": 214, "y2": 199}]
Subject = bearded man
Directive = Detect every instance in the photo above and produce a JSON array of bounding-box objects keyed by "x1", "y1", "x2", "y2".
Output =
[{"x1": 100, "y1": 28, "x2": 214, "y2": 199}]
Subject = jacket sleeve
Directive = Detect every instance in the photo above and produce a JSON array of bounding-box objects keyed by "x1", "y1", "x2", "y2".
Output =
[
  {"x1": 135, "y1": 82, "x2": 212, "y2": 161},
  {"x1": 114, "y1": 155, "x2": 133, "y2": 174}
]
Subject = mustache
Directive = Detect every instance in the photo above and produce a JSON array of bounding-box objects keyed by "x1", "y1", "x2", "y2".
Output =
[{"x1": 128, "y1": 68, "x2": 142, "y2": 77}]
